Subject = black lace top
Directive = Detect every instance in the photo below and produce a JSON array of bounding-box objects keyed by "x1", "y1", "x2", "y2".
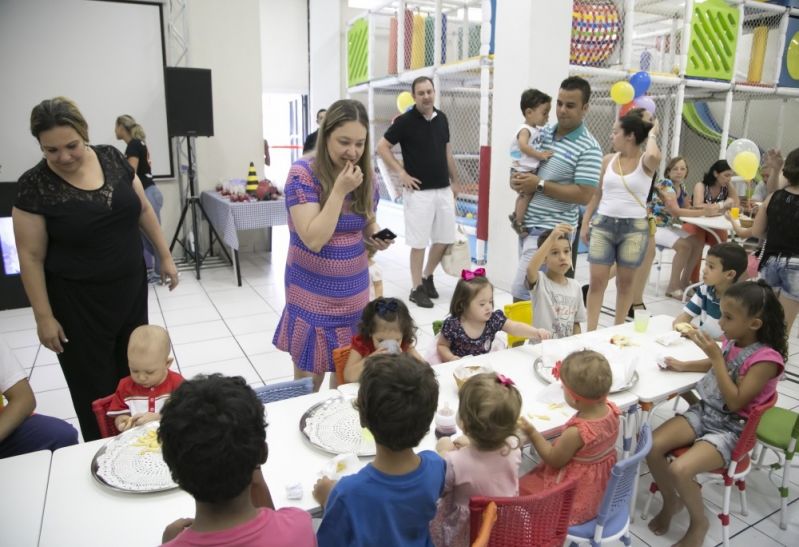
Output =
[
  {"x1": 15, "y1": 145, "x2": 144, "y2": 281},
  {"x1": 761, "y1": 188, "x2": 799, "y2": 265}
]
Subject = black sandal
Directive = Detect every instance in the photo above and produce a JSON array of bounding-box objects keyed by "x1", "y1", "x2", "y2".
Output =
[{"x1": 627, "y1": 302, "x2": 646, "y2": 320}]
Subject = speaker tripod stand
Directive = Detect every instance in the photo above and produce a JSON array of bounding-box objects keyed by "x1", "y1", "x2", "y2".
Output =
[{"x1": 169, "y1": 136, "x2": 231, "y2": 280}]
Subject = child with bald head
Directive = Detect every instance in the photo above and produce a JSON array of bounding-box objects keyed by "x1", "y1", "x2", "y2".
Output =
[{"x1": 107, "y1": 325, "x2": 184, "y2": 432}]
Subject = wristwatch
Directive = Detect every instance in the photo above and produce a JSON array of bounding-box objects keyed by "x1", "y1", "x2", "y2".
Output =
[{"x1": 537, "y1": 179, "x2": 546, "y2": 193}]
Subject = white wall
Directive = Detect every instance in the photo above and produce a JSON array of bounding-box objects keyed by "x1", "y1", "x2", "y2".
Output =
[
  {"x1": 260, "y1": 0, "x2": 309, "y2": 92},
  {"x1": 157, "y1": 0, "x2": 265, "y2": 254},
  {"x1": 484, "y1": 0, "x2": 572, "y2": 292},
  {"x1": 309, "y1": 0, "x2": 344, "y2": 115}
]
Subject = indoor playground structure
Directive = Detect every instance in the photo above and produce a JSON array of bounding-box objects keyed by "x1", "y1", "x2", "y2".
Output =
[{"x1": 345, "y1": 0, "x2": 799, "y2": 262}]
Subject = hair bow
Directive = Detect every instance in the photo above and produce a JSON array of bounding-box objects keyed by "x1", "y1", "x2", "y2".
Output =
[
  {"x1": 461, "y1": 267, "x2": 486, "y2": 281},
  {"x1": 375, "y1": 298, "x2": 399, "y2": 316},
  {"x1": 496, "y1": 374, "x2": 514, "y2": 387}
]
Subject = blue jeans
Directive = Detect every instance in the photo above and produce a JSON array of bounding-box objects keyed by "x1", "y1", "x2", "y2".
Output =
[
  {"x1": 587, "y1": 214, "x2": 649, "y2": 269},
  {"x1": 760, "y1": 256, "x2": 799, "y2": 301},
  {"x1": 0, "y1": 414, "x2": 78, "y2": 458},
  {"x1": 141, "y1": 184, "x2": 164, "y2": 274}
]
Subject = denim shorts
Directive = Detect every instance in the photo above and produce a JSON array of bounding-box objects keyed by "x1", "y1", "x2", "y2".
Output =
[
  {"x1": 681, "y1": 403, "x2": 745, "y2": 467},
  {"x1": 587, "y1": 214, "x2": 649, "y2": 268},
  {"x1": 760, "y1": 256, "x2": 799, "y2": 301}
]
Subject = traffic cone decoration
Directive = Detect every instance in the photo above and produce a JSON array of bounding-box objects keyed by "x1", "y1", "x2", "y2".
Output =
[{"x1": 246, "y1": 162, "x2": 258, "y2": 194}]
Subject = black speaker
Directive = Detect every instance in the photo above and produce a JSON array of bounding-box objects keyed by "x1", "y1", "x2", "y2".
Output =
[{"x1": 165, "y1": 67, "x2": 214, "y2": 137}]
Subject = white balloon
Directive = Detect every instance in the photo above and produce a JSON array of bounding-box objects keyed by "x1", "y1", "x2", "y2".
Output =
[{"x1": 725, "y1": 138, "x2": 760, "y2": 167}]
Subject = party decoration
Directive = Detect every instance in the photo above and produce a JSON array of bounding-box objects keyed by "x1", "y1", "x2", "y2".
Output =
[
  {"x1": 630, "y1": 71, "x2": 651, "y2": 97},
  {"x1": 396, "y1": 91, "x2": 414, "y2": 113},
  {"x1": 725, "y1": 138, "x2": 760, "y2": 170},
  {"x1": 246, "y1": 162, "x2": 258, "y2": 194},
  {"x1": 610, "y1": 81, "x2": 634, "y2": 105},
  {"x1": 570, "y1": 0, "x2": 622, "y2": 67},
  {"x1": 732, "y1": 151, "x2": 759, "y2": 180},
  {"x1": 633, "y1": 95, "x2": 656, "y2": 115},
  {"x1": 619, "y1": 102, "x2": 636, "y2": 117}
]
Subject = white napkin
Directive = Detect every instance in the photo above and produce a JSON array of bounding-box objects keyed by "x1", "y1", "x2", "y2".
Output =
[
  {"x1": 321, "y1": 453, "x2": 360, "y2": 480},
  {"x1": 540, "y1": 339, "x2": 637, "y2": 392}
]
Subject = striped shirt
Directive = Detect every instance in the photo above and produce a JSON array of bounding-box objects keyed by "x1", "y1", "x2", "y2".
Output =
[
  {"x1": 523, "y1": 123, "x2": 602, "y2": 229},
  {"x1": 684, "y1": 284, "x2": 723, "y2": 339}
]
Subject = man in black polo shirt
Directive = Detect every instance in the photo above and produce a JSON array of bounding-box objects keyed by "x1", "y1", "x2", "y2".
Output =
[{"x1": 377, "y1": 77, "x2": 461, "y2": 308}]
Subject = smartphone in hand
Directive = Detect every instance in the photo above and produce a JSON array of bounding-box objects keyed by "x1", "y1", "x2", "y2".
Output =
[{"x1": 373, "y1": 228, "x2": 397, "y2": 241}]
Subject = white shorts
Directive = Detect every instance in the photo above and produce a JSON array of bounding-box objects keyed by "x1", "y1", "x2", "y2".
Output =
[
  {"x1": 654, "y1": 226, "x2": 690, "y2": 249},
  {"x1": 403, "y1": 187, "x2": 456, "y2": 249}
]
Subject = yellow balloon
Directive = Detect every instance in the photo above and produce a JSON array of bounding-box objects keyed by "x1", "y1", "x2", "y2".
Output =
[
  {"x1": 396, "y1": 91, "x2": 414, "y2": 113},
  {"x1": 732, "y1": 151, "x2": 759, "y2": 180},
  {"x1": 610, "y1": 81, "x2": 635, "y2": 105}
]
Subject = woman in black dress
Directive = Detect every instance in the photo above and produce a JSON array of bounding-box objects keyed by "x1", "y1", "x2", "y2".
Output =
[{"x1": 12, "y1": 97, "x2": 179, "y2": 441}]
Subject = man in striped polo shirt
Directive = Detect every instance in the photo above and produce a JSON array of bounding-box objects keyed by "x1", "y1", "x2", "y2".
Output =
[{"x1": 509, "y1": 76, "x2": 602, "y2": 301}]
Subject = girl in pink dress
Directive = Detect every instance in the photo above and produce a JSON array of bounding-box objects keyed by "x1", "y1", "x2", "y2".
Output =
[
  {"x1": 430, "y1": 373, "x2": 523, "y2": 547},
  {"x1": 519, "y1": 349, "x2": 620, "y2": 525}
]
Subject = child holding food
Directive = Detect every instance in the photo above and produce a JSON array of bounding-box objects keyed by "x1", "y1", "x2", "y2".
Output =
[{"x1": 106, "y1": 325, "x2": 183, "y2": 432}]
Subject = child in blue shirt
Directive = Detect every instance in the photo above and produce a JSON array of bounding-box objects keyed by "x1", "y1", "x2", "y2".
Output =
[
  {"x1": 671, "y1": 242, "x2": 748, "y2": 340},
  {"x1": 314, "y1": 353, "x2": 445, "y2": 547}
]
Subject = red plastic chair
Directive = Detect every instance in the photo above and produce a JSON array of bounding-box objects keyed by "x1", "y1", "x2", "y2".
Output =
[
  {"x1": 469, "y1": 478, "x2": 577, "y2": 547},
  {"x1": 91, "y1": 394, "x2": 120, "y2": 438},
  {"x1": 642, "y1": 393, "x2": 778, "y2": 547}
]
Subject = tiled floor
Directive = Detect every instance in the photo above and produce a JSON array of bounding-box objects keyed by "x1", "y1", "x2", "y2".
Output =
[{"x1": 2, "y1": 211, "x2": 798, "y2": 545}]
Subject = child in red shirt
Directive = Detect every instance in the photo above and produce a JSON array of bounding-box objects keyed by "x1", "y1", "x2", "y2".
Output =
[{"x1": 107, "y1": 325, "x2": 183, "y2": 432}]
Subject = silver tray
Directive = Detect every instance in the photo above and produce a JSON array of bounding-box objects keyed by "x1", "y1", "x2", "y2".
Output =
[
  {"x1": 299, "y1": 397, "x2": 376, "y2": 457},
  {"x1": 533, "y1": 357, "x2": 638, "y2": 394},
  {"x1": 90, "y1": 424, "x2": 178, "y2": 494}
]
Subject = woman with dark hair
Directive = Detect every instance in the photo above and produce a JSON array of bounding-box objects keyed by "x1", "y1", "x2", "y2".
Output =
[
  {"x1": 679, "y1": 160, "x2": 740, "y2": 294},
  {"x1": 272, "y1": 99, "x2": 393, "y2": 391},
  {"x1": 581, "y1": 114, "x2": 661, "y2": 330},
  {"x1": 12, "y1": 97, "x2": 178, "y2": 441}
]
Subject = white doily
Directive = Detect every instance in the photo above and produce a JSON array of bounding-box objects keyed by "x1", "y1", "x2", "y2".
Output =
[
  {"x1": 303, "y1": 398, "x2": 376, "y2": 456},
  {"x1": 95, "y1": 422, "x2": 177, "y2": 492}
]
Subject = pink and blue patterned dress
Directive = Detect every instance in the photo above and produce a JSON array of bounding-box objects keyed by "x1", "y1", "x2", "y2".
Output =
[{"x1": 273, "y1": 159, "x2": 374, "y2": 374}]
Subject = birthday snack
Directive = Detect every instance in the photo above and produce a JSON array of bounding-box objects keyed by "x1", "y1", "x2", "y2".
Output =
[
  {"x1": 131, "y1": 429, "x2": 161, "y2": 454},
  {"x1": 674, "y1": 322, "x2": 696, "y2": 334},
  {"x1": 609, "y1": 334, "x2": 632, "y2": 347}
]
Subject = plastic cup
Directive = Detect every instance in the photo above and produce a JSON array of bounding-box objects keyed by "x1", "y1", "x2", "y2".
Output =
[
  {"x1": 730, "y1": 207, "x2": 740, "y2": 220},
  {"x1": 634, "y1": 309, "x2": 651, "y2": 333}
]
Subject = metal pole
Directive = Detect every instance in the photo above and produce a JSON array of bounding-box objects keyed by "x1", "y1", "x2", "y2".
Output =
[
  {"x1": 720, "y1": 90, "x2": 734, "y2": 159},
  {"x1": 622, "y1": 0, "x2": 635, "y2": 70},
  {"x1": 671, "y1": 82, "x2": 686, "y2": 158}
]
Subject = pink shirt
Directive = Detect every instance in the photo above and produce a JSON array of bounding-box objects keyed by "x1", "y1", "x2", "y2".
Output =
[
  {"x1": 725, "y1": 342, "x2": 784, "y2": 416},
  {"x1": 162, "y1": 507, "x2": 316, "y2": 547},
  {"x1": 430, "y1": 440, "x2": 521, "y2": 547}
]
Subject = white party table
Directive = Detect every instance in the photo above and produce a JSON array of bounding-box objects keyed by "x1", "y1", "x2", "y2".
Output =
[
  {"x1": 24, "y1": 319, "x2": 715, "y2": 545},
  {"x1": 0, "y1": 450, "x2": 51, "y2": 547},
  {"x1": 38, "y1": 440, "x2": 194, "y2": 547},
  {"x1": 262, "y1": 342, "x2": 640, "y2": 513},
  {"x1": 679, "y1": 214, "x2": 733, "y2": 243},
  {"x1": 571, "y1": 315, "x2": 708, "y2": 423}
]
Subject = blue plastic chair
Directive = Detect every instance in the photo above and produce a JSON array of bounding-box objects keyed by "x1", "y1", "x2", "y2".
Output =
[
  {"x1": 566, "y1": 424, "x2": 653, "y2": 546},
  {"x1": 253, "y1": 377, "x2": 313, "y2": 404}
]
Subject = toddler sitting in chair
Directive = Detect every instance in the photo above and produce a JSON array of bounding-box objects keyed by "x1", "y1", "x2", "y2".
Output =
[{"x1": 107, "y1": 325, "x2": 183, "y2": 432}]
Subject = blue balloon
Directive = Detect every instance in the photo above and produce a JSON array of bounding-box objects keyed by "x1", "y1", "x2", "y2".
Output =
[{"x1": 630, "y1": 71, "x2": 651, "y2": 98}]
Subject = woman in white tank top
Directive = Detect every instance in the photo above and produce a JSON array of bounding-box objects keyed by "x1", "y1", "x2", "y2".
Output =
[{"x1": 580, "y1": 113, "x2": 661, "y2": 330}]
